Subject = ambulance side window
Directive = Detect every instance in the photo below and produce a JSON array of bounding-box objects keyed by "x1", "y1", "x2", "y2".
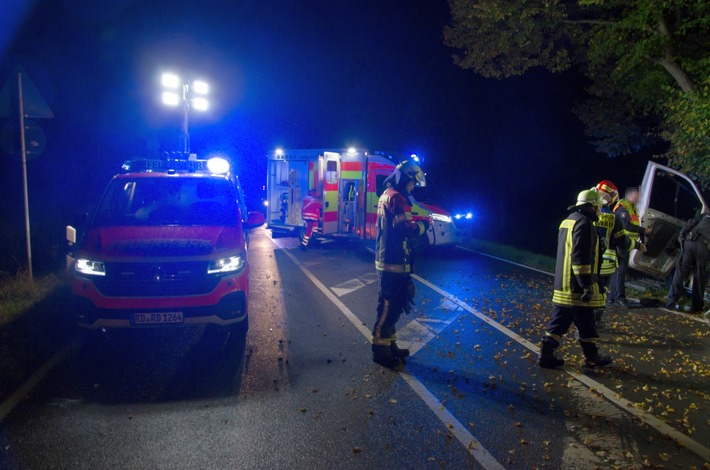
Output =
[
  {"x1": 326, "y1": 161, "x2": 337, "y2": 184},
  {"x1": 376, "y1": 175, "x2": 389, "y2": 197}
]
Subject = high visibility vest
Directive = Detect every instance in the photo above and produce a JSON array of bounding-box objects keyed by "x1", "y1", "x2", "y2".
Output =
[
  {"x1": 595, "y1": 211, "x2": 617, "y2": 276},
  {"x1": 614, "y1": 199, "x2": 641, "y2": 243}
]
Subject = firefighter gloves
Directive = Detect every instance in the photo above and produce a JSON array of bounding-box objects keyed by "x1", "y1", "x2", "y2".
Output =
[{"x1": 580, "y1": 287, "x2": 593, "y2": 303}]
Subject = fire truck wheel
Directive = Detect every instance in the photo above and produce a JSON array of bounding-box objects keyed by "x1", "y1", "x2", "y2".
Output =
[{"x1": 226, "y1": 317, "x2": 249, "y2": 342}]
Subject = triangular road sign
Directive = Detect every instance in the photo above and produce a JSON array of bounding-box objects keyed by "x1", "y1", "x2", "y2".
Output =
[{"x1": 0, "y1": 65, "x2": 54, "y2": 119}]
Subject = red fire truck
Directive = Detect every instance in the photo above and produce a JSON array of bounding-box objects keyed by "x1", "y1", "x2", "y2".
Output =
[{"x1": 66, "y1": 155, "x2": 263, "y2": 337}]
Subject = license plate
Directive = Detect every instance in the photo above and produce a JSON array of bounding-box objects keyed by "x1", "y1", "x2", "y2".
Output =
[{"x1": 133, "y1": 312, "x2": 184, "y2": 325}]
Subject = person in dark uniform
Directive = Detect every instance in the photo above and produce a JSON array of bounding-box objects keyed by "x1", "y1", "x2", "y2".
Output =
[
  {"x1": 666, "y1": 210, "x2": 710, "y2": 313},
  {"x1": 538, "y1": 189, "x2": 613, "y2": 369},
  {"x1": 372, "y1": 160, "x2": 430, "y2": 369},
  {"x1": 608, "y1": 187, "x2": 651, "y2": 308}
]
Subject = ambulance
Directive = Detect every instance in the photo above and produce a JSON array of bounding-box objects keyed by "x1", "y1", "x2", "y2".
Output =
[
  {"x1": 66, "y1": 154, "x2": 263, "y2": 336},
  {"x1": 265, "y1": 147, "x2": 469, "y2": 248}
]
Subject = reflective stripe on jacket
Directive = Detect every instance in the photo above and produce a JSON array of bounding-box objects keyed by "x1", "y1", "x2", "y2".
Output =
[
  {"x1": 552, "y1": 211, "x2": 604, "y2": 308},
  {"x1": 614, "y1": 199, "x2": 642, "y2": 243},
  {"x1": 595, "y1": 209, "x2": 632, "y2": 275},
  {"x1": 375, "y1": 188, "x2": 426, "y2": 273}
]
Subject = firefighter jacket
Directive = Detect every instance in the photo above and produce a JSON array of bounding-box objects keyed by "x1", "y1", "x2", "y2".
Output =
[
  {"x1": 375, "y1": 187, "x2": 427, "y2": 273},
  {"x1": 614, "y1": 199, "x2": 644, "y2": 247},
  {"x1": 552, "y1": 209, "x2": 605, "y2": 308},
  {"x1": 594, "y1": 208, "x2": 632, "y2": 276},
  {"x1": 301, "y1": 194, "x2": 322, "y2": 221}
]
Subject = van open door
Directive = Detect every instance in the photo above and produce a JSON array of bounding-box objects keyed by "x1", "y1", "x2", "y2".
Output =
[{"x1": 630, "y1": 162, "x2": 709, "y2": 279}]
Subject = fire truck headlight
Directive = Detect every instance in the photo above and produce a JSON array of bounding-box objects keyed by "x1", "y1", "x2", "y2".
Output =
[
  {"x1": 208, "y1": 254, "x2": 245, "y2": 274},
  {"x1": 75, "y1": 259, "x2": 106, "y2": 276},
  {"x1": 207, "y1": 157, "x2": 230, "y2": 174},
  {"x1": 430, "y1": 213, "x2": 452, "y2": 224}
]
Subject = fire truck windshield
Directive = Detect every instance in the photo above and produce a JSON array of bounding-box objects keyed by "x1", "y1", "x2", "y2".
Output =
[{"x1": 93, "y1": 177, "x2": 239, "y2": 226}]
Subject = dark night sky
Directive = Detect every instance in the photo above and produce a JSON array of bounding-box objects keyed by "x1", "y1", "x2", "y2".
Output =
[{"x1": 0, "y1": 0, "x2": 650, "y2": 271}]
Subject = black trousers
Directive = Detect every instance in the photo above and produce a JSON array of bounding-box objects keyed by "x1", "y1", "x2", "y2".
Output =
[
  {"x1": 609, "y1": 248, "x2": 631, "y2": 302},
  {"x1": 372, "y1": 271, "x2": 409, "y2": 345},
  {"x1": 545, "y1": 304, "x2": 599, "y2": 343},
  {"x1": 667, "y1": 239, "x2": 708, "y2": 312}
]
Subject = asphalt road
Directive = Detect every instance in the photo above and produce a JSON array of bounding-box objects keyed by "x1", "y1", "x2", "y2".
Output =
[{"x1": 0, "y1": 227, "x2": 707, "y2": 469}]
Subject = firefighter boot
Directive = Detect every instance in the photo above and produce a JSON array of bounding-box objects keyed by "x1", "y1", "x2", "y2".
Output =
[
  {"x1": 372, "y1": 344, "x2": 402, "y2": 369},
  {"x1": 580, "y1": 341, "x2": 613, "y2": 368},
  {"x1": 537, "y1": 337, "x2": 564, "y2": 369},
  {"x1": 390, "y1": 342, "x2": 410, "y2": 360}
]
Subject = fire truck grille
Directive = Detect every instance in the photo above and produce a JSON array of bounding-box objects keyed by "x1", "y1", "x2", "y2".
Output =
[{"x1": 94, "y1": 261, "x2": 220, "y2": 297}]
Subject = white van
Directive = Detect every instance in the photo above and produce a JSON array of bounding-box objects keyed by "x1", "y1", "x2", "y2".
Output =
[{"x1": 630, "y1": 162, "x2": 709, "y2": 280}]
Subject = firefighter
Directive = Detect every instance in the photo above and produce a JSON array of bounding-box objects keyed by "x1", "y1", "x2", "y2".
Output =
[
  {"x1": 538, "y1": 189, "x2": 613, "y2": 369},
  {"x1": 372, "y1": 160, "x2": 430, "y2": 368},
  {"x1": 300, "y1": 190, "x2": 322, "y2": 250},
  {"x1": 608, "y1": 187, "x2": 651, "y2": 308},
  {"x1": 666, "y1": 209, "x2": 710, "y2": 313},
  {"x1": 593, "y1": 180, "x2": 632, "y2": 326}
]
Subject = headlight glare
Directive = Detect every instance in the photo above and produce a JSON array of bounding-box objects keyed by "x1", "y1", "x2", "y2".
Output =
[
  {"x1": 208, "y1": 254, "x2": 245, "y2": 274},
  {"x1": 430, "y1": 213, "x2": 452, "y2": 224},
  {"x1": 75, "y1": 259, "x2": 106, "y2": 276}
]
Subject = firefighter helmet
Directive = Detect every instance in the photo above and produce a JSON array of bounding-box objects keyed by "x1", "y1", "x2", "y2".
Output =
[
  {"x1": 396, "y1": 160, "x2": 424, "y2": 184},
  {"x1": 567, "y1": 188, "x2": 603, "y2": 210},
  {"x1": 596, "y1": 180, "x2": 619, "y2": 204},
  {"x1": 385, "y1": 160, "x2": 425, "y2": 189}
]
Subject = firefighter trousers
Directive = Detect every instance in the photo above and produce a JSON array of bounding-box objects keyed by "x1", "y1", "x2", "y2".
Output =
[{"x1": 372, "y1": 271, "x2": 409, "y2": 346}]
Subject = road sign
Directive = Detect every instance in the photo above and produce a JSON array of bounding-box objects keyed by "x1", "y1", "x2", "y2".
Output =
[
  {"x1": 0, "y1": 120, "x2": 46, "y2": 160},
  {"x1": 0, "y1": 65, "x2": 53, "y2": 119}
]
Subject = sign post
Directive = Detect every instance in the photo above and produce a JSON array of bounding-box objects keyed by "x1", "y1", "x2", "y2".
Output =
[
  {"x1": 0, "y1": 66, "x2": 53, "y2": 281},
  {"x1": 18, "y1": 72, "x2": 33, "y2": 280}
]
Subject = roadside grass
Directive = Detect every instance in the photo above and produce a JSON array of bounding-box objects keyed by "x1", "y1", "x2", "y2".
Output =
[
  {"x1": 463, "y1": 238, "x2": 556, "y2": 274},
  {"x1": 463, "y1": 237, "x2": 670, "y2": 304},
  {"x1": 0, "y1": 272, "x2": 64, "y2": 326}
]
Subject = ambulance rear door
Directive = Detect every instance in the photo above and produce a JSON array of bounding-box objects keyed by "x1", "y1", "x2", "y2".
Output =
[{"x1": 320, "y1": 152, "x2": 341, "y2": 235}]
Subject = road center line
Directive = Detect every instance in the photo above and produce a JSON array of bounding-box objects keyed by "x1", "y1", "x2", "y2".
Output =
[
  {"x1": 278, "y1": 246, "x2": 505, "y2": 470},
  {"x1": 0, "y1": 341, "x2": 76, "y2": 422}
]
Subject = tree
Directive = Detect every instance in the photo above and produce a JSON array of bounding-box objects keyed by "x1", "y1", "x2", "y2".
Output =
[{"x1": 444, "y1": 0, "x2": 710, "y2": 187}]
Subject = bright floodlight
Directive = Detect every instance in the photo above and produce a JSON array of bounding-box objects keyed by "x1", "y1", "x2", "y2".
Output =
[
  {"x1": 207, "y1": 157, "x2": 230, "y2": 174},
  {"x1": 347, "y1": 147, "x2": 356, "y2": 154},
  {"x1": 193, "y1": 80, "x2": 209, "y2": 95},
  {"x1": 162, "y1": 91, "x2": 180, "y2": 106},
  {"x1": 192, "y1": 97, "x2": 209, "y2": 111},
  {"x1": 410, "y1": 154, "x2": 419, "y2": 162},
  {"x1": 161, "y1": 73, "x2": 181, "y2": 89},
  {"x1": 275, "y1": 148, "x2": 284, "y2": 156}
]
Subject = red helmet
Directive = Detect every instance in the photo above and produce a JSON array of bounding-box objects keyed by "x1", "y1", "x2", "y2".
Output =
[{"x1": 596, "y1": 180, "x2": 619, "y2": 204}]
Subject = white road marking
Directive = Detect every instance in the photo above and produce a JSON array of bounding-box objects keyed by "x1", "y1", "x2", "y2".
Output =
[
  {"x1": 0, "y1": 341, "x2": 76, "y2": 422},
  {"x1": 413, "y1": 272, "x2": 710, "y2": 463},
  {"x1": 278, "y1": 246, "x2": 505, "y2": 470}
]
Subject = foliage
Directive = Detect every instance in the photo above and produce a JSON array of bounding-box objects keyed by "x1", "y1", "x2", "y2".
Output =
[
  {"x1": 0, "y1": 272, "x2": 61, "y2": 325},
  {"x1": 444, "y1": 0, "x2": 710, "y2": 186},
  {"x1": 662, "y1": 77, "x2": 710, "y2": 186}
]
